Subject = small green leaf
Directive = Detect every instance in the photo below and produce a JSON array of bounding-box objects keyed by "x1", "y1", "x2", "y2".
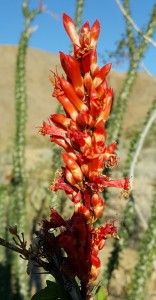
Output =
[
  {"x1": 97, "y1": 286, "x2": 108, "y2": 300},
  {"x1": 31, "y1": 280, "x2": 69, "y2": 300}
]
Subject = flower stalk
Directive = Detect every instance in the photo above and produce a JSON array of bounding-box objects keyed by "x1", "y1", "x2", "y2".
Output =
[{"x1": 39, "y1": 13, "x2": 129, "y2": 298}]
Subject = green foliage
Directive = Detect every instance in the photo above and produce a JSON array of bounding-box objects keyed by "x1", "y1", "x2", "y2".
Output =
[
  {"x1": 96, "y1": 286, "x2": 108, "y2": 300},
  {"x1": 31, "y1": 280, "x2": 69, "y2": 300}
]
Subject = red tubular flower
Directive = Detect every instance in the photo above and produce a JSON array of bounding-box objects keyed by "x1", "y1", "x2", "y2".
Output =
[
  {"x1": 93, "y1": 63, "x2": 112, "y2": 88},
  {"x1": 50, "y1": 136, "x2": 73, "y2": 153},
  {"x1": 90, "y1": 49, "x2": 99, "y2": 77},
  {"x1": 62, "y1": 167, "x2": 77, "y2": 186},
  {"x1": 59, "y1": 52, "x2": 84, "y2": 98},
  {"x1": 90, "y1": 19, "x2": 100, "y2": 47},
  {"x1": 96, "y1": 88, "x2": 113, "y2": 124},
  {"x1": 91, "y1": 193, "x2": 104, "y2": 220},
  {"x1": 54, "y1": 93, "x2": 79, "y2": 121},
  {"x1": 50, "y1": 114, "x2": 71, "y2": 130},
  {"x1": 62, "y1": 152, "x2": 83, "y2": 183},
  {"x1": 79, "y1": 21, "x2": 91, "y2": 47},
  {"x1": 59, "y1": 77, "x2": 87, "y2": 112},
  {"x1": 40, "y1": 13, "x2": 130, "y2": 288},
  {"x1": 39, "y1": 121, "x2": 66, "y2": 137},
  {"x1": 63, "y1": 13, "x2": 80, "y2": 46}
]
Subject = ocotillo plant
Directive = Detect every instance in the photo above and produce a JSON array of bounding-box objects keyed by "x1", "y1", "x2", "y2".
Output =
[
  {"x1": 107, "y1": 1, "x2": 156, "y2": 144},
  {"x1": 38, "y1": 13, "x2": 129, "y2": 299},
  {"x1": 103, "y1": 0, "x2": 156, "y2": 204},
  {"x1": 0, "y1": 13, "x2": 129, "y2": 300},
  {"x1": 6, "y1": 1, "x2": 43, "y2": 299},
  {"x1": 104, "y1": 96, "x2": 156, "y2": 288}
]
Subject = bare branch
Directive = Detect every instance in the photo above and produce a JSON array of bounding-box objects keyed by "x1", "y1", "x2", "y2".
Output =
[
  {"x1": 0, "y1": 237, "x2": 28, "y2": 256},
  {"x1": 115, "y1": 0, "x2": 156, "y2": 48},
  {"x1": 129, "y1": 109, "x2": 156, "y2": 189}
]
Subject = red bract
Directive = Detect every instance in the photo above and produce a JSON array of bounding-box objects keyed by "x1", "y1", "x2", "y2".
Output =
[{"x1": 40, "y1": 13, "x2": 130, "y2": 286}]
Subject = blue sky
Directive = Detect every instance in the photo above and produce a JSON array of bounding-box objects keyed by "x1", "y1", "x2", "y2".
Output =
[{"x1": 0, "y1": 0, "x2": 156, "y2": 74}]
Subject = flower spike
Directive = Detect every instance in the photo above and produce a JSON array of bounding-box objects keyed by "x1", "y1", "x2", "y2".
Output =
[{"x1": 40, "y1": 13, "x2": 130, "y2": 288}]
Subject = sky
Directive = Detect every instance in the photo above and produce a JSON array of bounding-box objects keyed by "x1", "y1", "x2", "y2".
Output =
[{"x1": 0, "y1": 0, "x2": 156, "y2": 74}]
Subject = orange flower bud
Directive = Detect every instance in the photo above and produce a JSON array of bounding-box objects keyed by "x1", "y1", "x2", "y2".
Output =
[
  {"x1": 79, "y1": 205, "x2": 91, "y2": 223},
  {"x1": 96, "y1": 88, "x2": 113, "y2": 124},
  {"x1": 90, "y1": 49, "x2": 99, "y2": 77},
  {"x1": 94, "y1": 120, "x2": 107, "y2": 146},
  {"x1": 56, "y1": 94, "x2": 78, "y2": 121},
  {"x1": 91, "y1": 194, "x2": 104, "y2": 220},
  {"x1": 89, "y1": 156, "x2": 104, "y2": 179},
  {"x1": 96, "y1": 79, "x2": 108, "y2": 98},
  {"x1": 76, "y1": 109, "x2": 89, "y2": 128},
  {"x1": 93, "y1": 63, "x2": 112, "y2": 88},
  {"x1": 79, "y1": 21, "x2": 91, "y2": 47},
  {"x1": 51, "y1": 136, "x2": 73, "y2": 154},
  {"x1": 59, "y1": 77, "x2": 88, "y2": 112},
  {"x1": 63, "y1": 13, "x2": 80, "y2": 46},
  {"x1": 84, "y1": 72, "x2": 92, "y2": 90},
  {"x1": 90, "y1": 19, "x2": 100, "y2": 47},
  {"x1": 90, "y1": 256, "x2": 101, "y2": 282},
  {"x1": 93, "y1": 197, "x2": 104, "y2": 220},
  {"x1": 62, "y1": 152, "x2": 83, "y2": 182},
  {"x1": 81, "y1": 164, "x2": 89, "y2": 177},
  {"x1": 60, "y1": 52, "x2": 84, "y2": 99},
  {"x1": 98, "y1": 239, "x2": 105, "y2": 250},
  {"x1": 73, "y1": 191, "x2": 82, "y2": 212},
  {"x1": 91, "y1": 245, "x2": 99, "y2": 257},
  {"x1": 62, "y1": 167, "x2": 77, "y2": 186},
  {"x1": 50, "y1": 114, "x2": 70, "y2": 130},
  {"x1": 91, "y1": 255, "x2": 100, "y2": 268},
  {"x1": 91, "y1": 193, "x2": 100, "y2": 207}
]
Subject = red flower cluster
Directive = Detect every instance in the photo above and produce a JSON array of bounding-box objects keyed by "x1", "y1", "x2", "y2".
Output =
[{"x1": 40, "y1": 14, "x2": 129, "y2": 284}]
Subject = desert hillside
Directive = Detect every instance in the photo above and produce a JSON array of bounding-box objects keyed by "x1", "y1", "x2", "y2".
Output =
[{"x1": 0, "y1": 45, "x2": 156, "y2": 299}]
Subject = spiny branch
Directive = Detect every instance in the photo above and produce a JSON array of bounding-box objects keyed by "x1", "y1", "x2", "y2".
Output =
[{"x1": 115, "y1": 0, "x2": 156, "y2": 48}]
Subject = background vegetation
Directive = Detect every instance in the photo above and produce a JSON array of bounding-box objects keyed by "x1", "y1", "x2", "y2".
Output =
[{"x1": 0, "y1": 0, "x2": 156, "y2": 299}]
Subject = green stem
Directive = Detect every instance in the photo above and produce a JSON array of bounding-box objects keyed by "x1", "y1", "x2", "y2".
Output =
[
  {"x1": 103, "y1": 98, "x2": 156, "y2": 287},
  {"x1": 7, "y1": 2, "x2": 43, "y2": 299},
  {"x1": 74, "y1": 0, "x2": 85, "y2": 33},
  {"x1": 123, "y1": 0, "x2": 135, "y2": 57},
  {"x1": 107, "y1": 4, "x2": 156, "y2": 144}
]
